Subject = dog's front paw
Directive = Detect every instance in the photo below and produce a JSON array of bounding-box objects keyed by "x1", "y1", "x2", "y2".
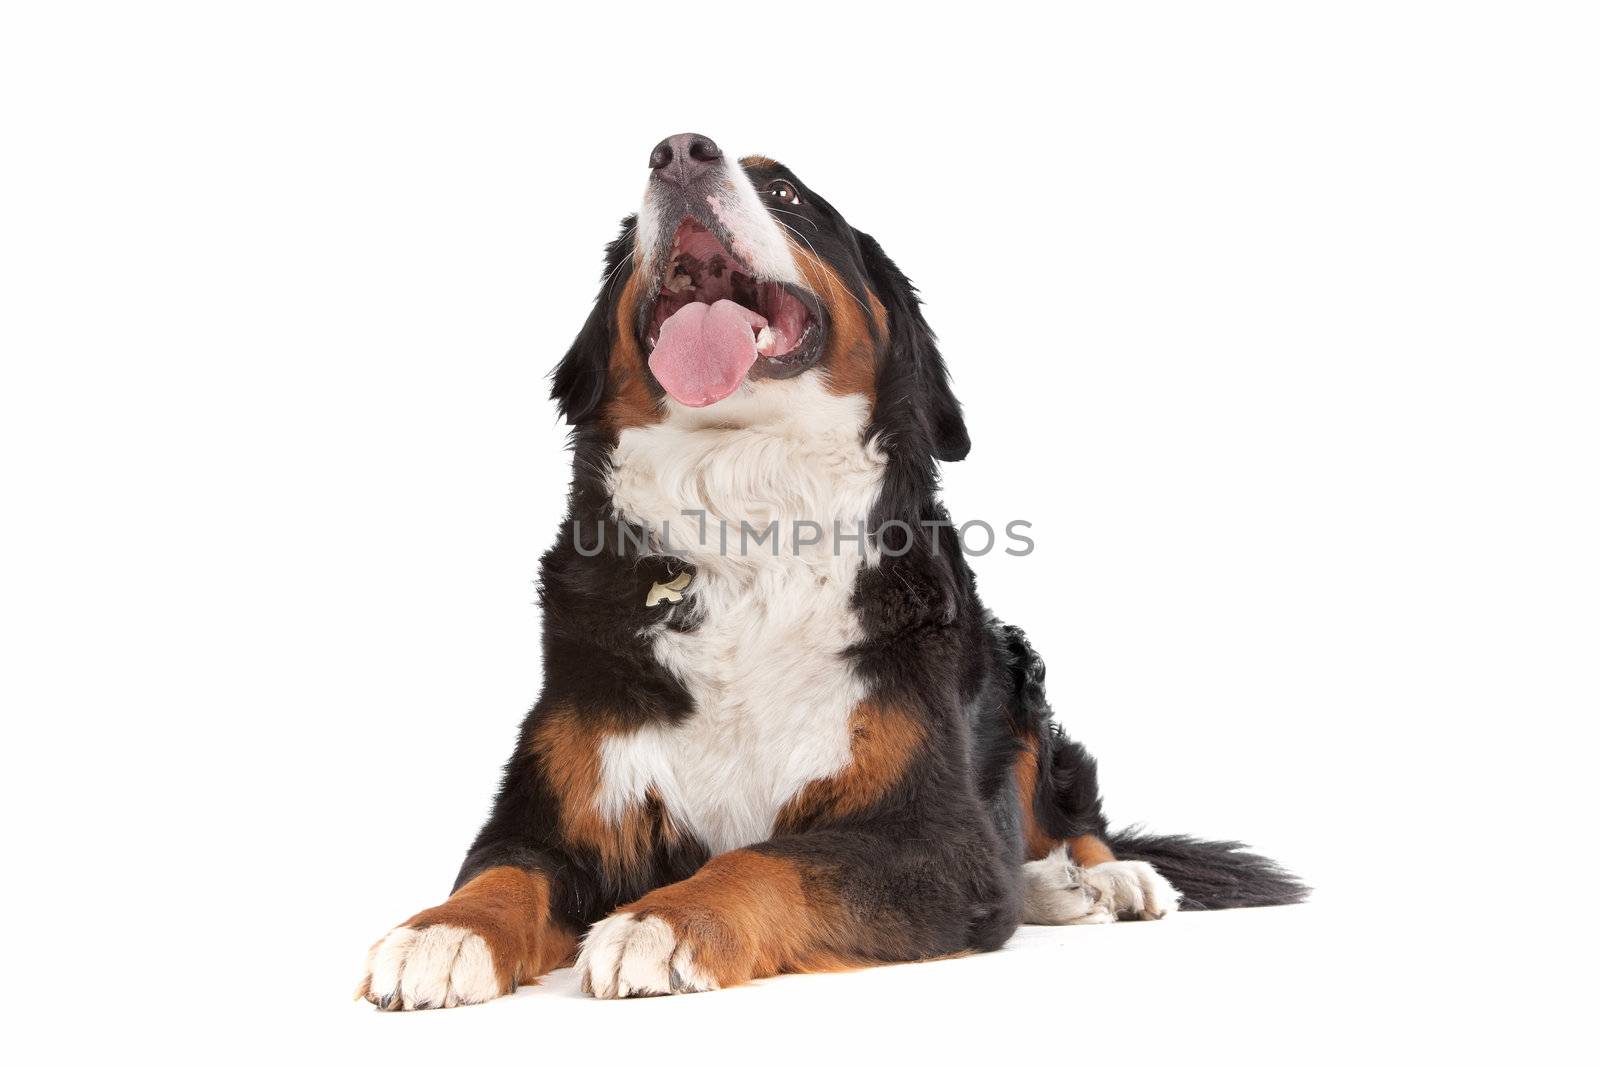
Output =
[
  {"x1": 359, "y1": 924, "x2": 503, "y2": 1011},
  {"x1": 356, "y1": 868, "x2": 573, "y2": 1010},
  {"x1": 1080, "y1": 860, "x2": 1181, "y2": 920},
  {"x1": 576, "y1": 912, "x2": 721, "y2": 999}
]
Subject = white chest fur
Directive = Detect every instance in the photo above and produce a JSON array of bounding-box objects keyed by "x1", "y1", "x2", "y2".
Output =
[{"x1": 602, "y1": 378, "x2": 887, "y2": 855}]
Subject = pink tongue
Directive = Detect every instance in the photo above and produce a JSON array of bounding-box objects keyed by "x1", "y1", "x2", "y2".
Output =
[{"x1": 648, "y1": 299, "x2": 767, "y2": 407}]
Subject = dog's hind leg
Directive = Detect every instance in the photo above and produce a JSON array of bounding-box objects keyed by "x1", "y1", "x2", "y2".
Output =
[
  {"x1": 1000, "y1": 626, "x2": 1180, "y2": 923},
  {"x1": 1021, "y1": 846, "x2": 1181, "y2": 924},
  {"x1": 1022, "y1": 848, "x2": 1112, "y2": 924},
  {"x1": 1012, "y1": 738, "x2": 1181, "y2": 922}
]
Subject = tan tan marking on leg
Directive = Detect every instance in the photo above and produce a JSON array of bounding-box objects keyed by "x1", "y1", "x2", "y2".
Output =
[
  {"x1": 1014, "y1": 735, "x2": 1060, "y2": 861},
  {"x1": 620, "y1": 850, "x2": 853, "y2": 988},
  {"x1": 1068, "y1": 834, "x2": 1117, "y2": 868}
]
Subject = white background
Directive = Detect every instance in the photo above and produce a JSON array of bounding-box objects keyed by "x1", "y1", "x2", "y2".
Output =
[{"x1": 2, "y1": 2, "x2": 1595, "y2": 1063}]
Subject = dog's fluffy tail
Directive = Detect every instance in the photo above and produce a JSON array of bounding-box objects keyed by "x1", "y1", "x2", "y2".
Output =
[{"x1": 1106, "y1": 829, "x2": 1309, "y2": 910}]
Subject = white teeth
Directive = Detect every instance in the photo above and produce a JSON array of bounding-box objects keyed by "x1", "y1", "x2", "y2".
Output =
[
  {"x1": 755, "y1": 326, "x2": 777, "y2": 356},
  {"x1": 664, "y1": 272, "x2": 694, "y2": 293}
]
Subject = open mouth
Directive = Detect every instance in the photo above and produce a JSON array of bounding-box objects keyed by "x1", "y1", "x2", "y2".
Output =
[{"x1": 643, "y1": 219, "x2": 823, "y2": 407}]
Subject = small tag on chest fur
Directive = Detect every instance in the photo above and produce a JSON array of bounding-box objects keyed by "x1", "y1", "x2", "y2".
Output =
[{"x1": 646, "y1": 570, "x2": 693, "y2": 607}]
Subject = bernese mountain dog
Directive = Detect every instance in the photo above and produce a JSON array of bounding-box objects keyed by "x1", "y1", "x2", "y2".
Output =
[{"x1": 358, "y1": 132, "x2": 1306, "y2": 1009}]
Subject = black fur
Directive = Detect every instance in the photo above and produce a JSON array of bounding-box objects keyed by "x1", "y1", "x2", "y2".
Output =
[
  {"x1": 1107, "y1": 831, "x2": 1309, "y2": 910},
  {"x1": 550, "y1": 217, "x2": 637, "y2": 426},
  {"x1": 855, "y1": 229, "x2": 970, "y2": 463}
]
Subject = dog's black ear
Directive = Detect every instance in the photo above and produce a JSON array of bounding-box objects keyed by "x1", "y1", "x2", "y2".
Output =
[
  {"x1": 853, "y1": 229, "x2": 970, "y2": 462},
  {"x1": 550, "y1": 217, "x2": 637, "y2": 425}
]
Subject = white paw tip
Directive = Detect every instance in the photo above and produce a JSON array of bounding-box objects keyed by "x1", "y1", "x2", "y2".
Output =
[
  {"x1": 362, "y1": 924, "x2": 501, "y2": 1011},
  {"x1": 1082, "y1": 860, "x2": 1183, "y2": 921},
  {"x1": 1022, "y1": 849, "x2": 1108, "y2": 925},
  {"x1": 577, "y1": 912, "x2": 719, "y2": 999}
]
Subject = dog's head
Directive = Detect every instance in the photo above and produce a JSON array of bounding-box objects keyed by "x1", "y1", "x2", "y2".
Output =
[{"x1": 550, "y1": 133, "x2": 969, "y2": 462}]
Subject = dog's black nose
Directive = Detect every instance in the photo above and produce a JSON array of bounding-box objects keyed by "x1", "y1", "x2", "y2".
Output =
[{"x1": 649, "y1": 133, "x2": 722, "y2": 182}]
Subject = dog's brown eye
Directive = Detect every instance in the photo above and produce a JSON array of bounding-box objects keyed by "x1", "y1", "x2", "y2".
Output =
[{"x1": 765, "y1": 180, "x2": 799, "y2": 205}]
